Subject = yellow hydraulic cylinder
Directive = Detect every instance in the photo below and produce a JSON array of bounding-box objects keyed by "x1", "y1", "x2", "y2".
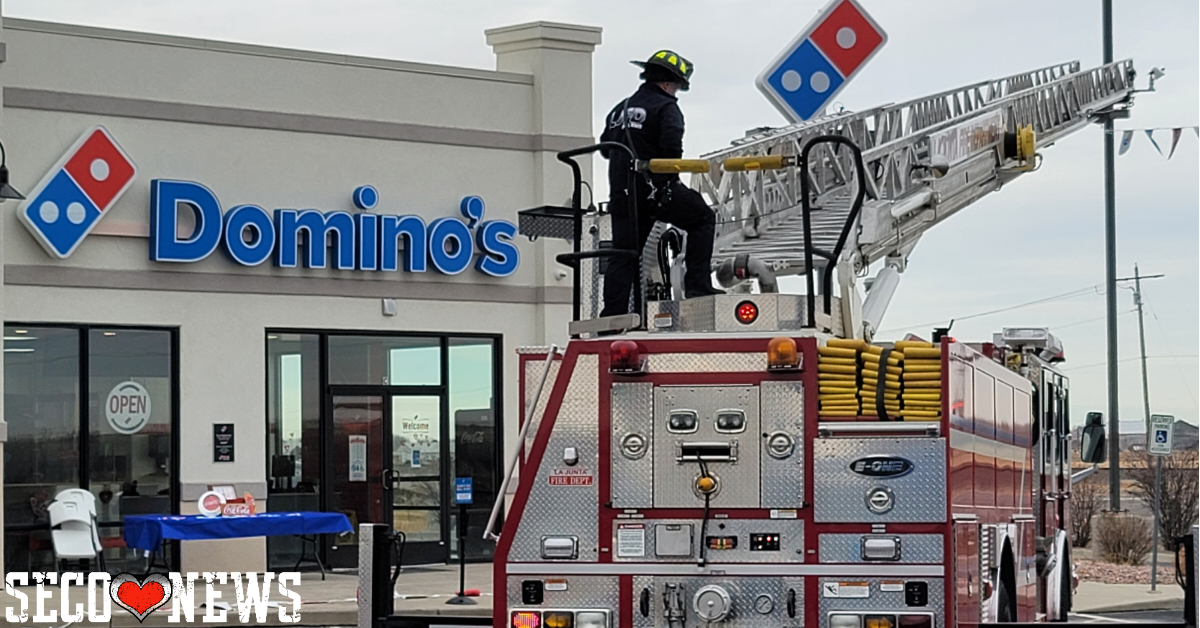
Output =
[
  {"x1": 641, "y1": 159, "x2": 712, "y2": 174},
  {"x1": 722, "y1": 154, "x2": 795, "y2": 171}
]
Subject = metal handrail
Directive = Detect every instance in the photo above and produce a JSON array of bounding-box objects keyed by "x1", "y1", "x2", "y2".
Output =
[{"x1": 484, "y1": 345, "x2": 559, "y2": 542}]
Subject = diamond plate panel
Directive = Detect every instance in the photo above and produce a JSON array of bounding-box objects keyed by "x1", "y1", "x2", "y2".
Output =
[
  {"x1": 611, "y1": 518, "x2": 805, "y2": 563},
  {"x1": 612, "y1": 383, "x2": 655, "y2": 509},
  {"x1": 646, "y1": 353, "x2": 765, "y2": 373},
  {"x1": 636, "y1": 576, "x2": 803, "y2": 628},
  {"x1": 760, "y1": 381, "x2": 805, "y2": 509},
  {"x1": 507, "y1": 575, "x2": 620, "y2": 611},
  {"x1": 523, "y1": 358, "x2": 563, "y2": 455},
  {"x1": 632, "y1": 575, "x2": 656, "y2": 628},
  {"x1": 818, "y1": 578, "x2": 944, "y2": 627},
  {"x1": 510, "y1": 355, "x2": 600, "y2": 562},
  {"x1": 813, "y1": 438, "x2": 947, "y2": 523},
  {"x1": 646, "y1": 300, "x2": 681, "y2": 333},
  {"x1": 818, "y1": 534, "x2": 945, "y2": 564},
  {"x1": 653, "y1": 386, "x2": 760, "y2": 509}
]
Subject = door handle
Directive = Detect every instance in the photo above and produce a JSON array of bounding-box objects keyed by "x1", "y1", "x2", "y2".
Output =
[{"x1": 382, "y1": 470, "x2": 396, "y2": 490}]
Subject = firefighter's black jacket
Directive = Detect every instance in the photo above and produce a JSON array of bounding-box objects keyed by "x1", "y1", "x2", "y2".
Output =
[{"x1": 600, "y1": 82, "x2": 685, "y2": 193}]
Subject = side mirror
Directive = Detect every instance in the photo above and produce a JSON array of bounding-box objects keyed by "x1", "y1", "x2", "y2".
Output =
[{"x1": 1080, "y1": 411, "x2": 1107, "y2": 464}]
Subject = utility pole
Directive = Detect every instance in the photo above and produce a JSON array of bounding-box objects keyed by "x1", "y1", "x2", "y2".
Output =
[
  {"x1": 1130, "y1": 265, "x2": 1167, "y2": 590},
  {"x1": 1101, "y1": 0, "x2": 1122, "y2": 513}
]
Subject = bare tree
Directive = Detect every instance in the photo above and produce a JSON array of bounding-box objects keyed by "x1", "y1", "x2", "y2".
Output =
[
  {"x1": 1127, "y1": 449, "x2": 1200, "y2": 552},
  {"x1": 1096, "y1": 513, "x2": 1154, "y2": 565},
  {"x1": 1070, "y1": 476, "x2": 1103, "y2": 547}
]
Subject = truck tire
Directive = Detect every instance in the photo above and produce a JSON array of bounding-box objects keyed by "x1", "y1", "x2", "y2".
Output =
[
  {"x1": 998, "y1": 578, "x2": 1015, "y2": 623},
  {"x1": 1056, "y1": 546, "x2": 1072, "y2": 621}
]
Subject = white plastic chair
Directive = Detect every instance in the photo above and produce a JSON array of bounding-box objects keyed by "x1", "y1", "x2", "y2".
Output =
[{"x1": 49, "y1": 489, "x2": 103, "y2": 572}]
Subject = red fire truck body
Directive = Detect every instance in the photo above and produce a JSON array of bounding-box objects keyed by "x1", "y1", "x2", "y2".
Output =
[{"x1": 494, "y1": 324, "x2": 1073, "y2": 628}]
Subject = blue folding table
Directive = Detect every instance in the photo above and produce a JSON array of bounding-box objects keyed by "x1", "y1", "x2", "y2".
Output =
[{"x1": 124, "y1": 511, "x2": 352, "y2": 579}]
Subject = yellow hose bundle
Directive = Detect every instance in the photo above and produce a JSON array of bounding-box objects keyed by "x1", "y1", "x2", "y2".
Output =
[
  {"x1": 901, "y1": 347, "x2": 942, "y2": 360},
  {"x1": 818, "y1": 346, "x2": 859, "y2": 358},
  {"x1": 894, "y1": 340, "x2": 933, "y2": 350}
]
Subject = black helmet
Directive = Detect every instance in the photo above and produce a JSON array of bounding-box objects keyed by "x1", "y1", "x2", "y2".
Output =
[{"x1": 631, "y1": 50, "x2": 693, "y2": 90}]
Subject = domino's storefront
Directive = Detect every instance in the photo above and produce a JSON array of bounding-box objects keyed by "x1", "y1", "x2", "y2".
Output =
[{"x1": 0, "y1": 17, "x2": 601, "y2": 573}]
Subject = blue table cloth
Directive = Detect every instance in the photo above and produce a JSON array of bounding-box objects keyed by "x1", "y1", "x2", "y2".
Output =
[{"x1": 124, "y1": 511, "x2": 353, "y2": 551}]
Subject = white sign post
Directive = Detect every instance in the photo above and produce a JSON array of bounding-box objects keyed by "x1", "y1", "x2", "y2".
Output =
[
  {"x1": 1147, "y1": 413, "x2": 1174, "y2": 592},
  {"x1": 1148, "y1": 414, "x2": 1174, "y2": 456}
]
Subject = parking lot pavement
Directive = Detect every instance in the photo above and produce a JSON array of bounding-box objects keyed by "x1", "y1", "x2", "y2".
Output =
[{"x1": 1073, "y1": 580, "x2": 1186, "y2": 613}]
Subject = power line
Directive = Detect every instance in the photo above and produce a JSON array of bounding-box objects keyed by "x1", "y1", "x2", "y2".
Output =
[
  {"x1": 1059, "y1": 355, "x2": 1199, "y2": 372},
  {"x1": 877, "y1": 283, "x2": 1105, "y2": 334},
  {"x1": 1147, "y1": 301, "x2": 1199, "y2": 411}
]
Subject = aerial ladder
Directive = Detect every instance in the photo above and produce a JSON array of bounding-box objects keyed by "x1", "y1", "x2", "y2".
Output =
[{"x1": 543, "y1": 59, "x2": 1137, "y2": 339}]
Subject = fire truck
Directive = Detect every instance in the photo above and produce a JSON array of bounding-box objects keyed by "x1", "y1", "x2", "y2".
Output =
[{"x1": 482, "y1": 57, "x2": 1143, "y2": 628}]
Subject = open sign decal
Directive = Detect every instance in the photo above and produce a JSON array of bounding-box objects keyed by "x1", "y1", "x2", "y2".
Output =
[{"x1": 849, "y1": 455, "x2": 914, "y2": 478}]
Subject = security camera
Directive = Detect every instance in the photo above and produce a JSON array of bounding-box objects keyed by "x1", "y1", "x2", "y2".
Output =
[{"x1": 1147, "y1": 67, "x2": 1166, "y2": 91}]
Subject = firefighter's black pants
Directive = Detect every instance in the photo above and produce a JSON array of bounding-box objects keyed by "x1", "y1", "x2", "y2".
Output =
[{"x1": 600, "y1": 179, "x2": 716, "y2": 317}]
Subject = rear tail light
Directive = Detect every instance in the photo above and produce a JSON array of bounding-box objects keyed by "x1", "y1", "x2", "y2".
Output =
[
  {"x1": 574, "y1": 611, "x2": 608, "y2": 628},
  {"x1": 511, "y1": 611, "x2": 542, "y2": 628},
  {"x1": 609, "y1": 340, "x2": 645, "y2": 374},
  {"x1": 863, "y1": 615, "x2": 897, "y2": 628},
  {"x1": 898, "y1": 615, "x2": 934, "y2": 628},
  {"x1": 829, "y1": 614, "x2": 862, "y2": 628},
  {"x1": 543, "y1": 611, "x2": 574, "y2": 628}
]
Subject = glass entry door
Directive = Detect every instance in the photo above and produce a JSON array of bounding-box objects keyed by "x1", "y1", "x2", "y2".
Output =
[
  {"x1": 389, "y1": 395, "x2": 446, "y2": 564},
  {"x1": 325, "y1": 389, "x2": 449, "y2": 567},
  {"x1": 326, "y1": 393, "x2": 386, "y2": 568}
]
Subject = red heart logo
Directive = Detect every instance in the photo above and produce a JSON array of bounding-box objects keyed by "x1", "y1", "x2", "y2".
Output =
[
  {"x1": 110, "y1": 573, "x2": 173, "y2": 622},
  {"x1": 117, "y1": 581, "x2": 166, "y2": 614}
]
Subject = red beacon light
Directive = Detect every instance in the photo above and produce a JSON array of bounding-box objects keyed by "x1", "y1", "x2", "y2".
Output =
[
  {"x1": 609, "y1": 340, "x2": 645, "y2": 374},
  {"x1": 735, "y1": 300, "x2": 759, "y2": 324}
]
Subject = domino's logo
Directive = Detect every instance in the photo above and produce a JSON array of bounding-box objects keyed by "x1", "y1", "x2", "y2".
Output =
[
  {"x1": 18, "y1": 126, "x2": 137, "y2": 258},
  {"x1": 757, "y1": 0, "x2": 887, "y2": 122}
]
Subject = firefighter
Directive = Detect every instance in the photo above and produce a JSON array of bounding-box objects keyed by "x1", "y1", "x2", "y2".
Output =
[{"x1": 599, "y1": 50, "x2": 723, "y2": 317}]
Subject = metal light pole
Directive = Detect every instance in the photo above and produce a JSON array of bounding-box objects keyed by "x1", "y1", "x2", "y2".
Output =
[
  {"x1": 1130, "y1": 265, "x2": 1167, "y2": 590},
  {"x1": 1102, "y1": 0, "x2": 1122, "y2": 513}
]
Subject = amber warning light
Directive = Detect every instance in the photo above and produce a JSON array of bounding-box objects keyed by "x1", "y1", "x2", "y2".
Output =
[{"x1": 767, "y1": 337, "x2": 800, "y2": 371}]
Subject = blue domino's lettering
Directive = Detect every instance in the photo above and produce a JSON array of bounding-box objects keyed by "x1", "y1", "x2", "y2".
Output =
[
  {"x1": 355, "y1": 213, "x2": 379, "y2": 271},
  {"x1": 474, "y1": 220, "x2": 519, "y2": 277},
  {"x1": 380, "y1": 215, "x2": 427, "y2": 272},
  {"x1": 149, "y1": 179, "x2": 223, "y2": 262},
  {"x1": 222, "y1": 205, "x2": 276, "y2": 266},
  {"x1": 274, "y1": 209, "x2": 356, "y2": 269},
  {"x1": 427, "y1": 217, "x2": 473, "y2": 275}
]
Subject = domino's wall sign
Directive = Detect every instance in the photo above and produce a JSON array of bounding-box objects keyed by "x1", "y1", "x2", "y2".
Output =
[
  {"x1": 18, "y1": 126, "x2": 520, "y2": 277},
  {"x1": 757, "y1": 0, "x2": 887, "y2": 123}
]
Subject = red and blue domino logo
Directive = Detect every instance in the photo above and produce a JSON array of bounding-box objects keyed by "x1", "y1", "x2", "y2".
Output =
[{"x1": 18, "y1": 126, "x2": 137, "y2": 258}]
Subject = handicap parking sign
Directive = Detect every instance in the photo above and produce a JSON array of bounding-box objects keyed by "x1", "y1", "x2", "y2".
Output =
[
  {"x1": 757, "y1": 0, "x2": 887, "y2": 122},
  {"x1": 1148, "y1": 414, "x2": 1175, "y2": 456}
]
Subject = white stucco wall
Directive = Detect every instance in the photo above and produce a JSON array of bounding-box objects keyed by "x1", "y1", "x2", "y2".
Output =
[{"x1": 0, "y1": 17, "x2": 597, "y2": 573}]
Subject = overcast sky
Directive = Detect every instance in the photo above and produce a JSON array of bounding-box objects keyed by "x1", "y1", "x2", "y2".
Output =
[{"x1": 5, "y1": 0, "x2": 1196, "y2": 429}]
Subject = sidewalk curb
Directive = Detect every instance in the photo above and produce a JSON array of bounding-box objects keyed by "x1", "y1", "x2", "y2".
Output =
[{"x1": 1076, "y1": 597, "x2": 1185, "y2": 614}]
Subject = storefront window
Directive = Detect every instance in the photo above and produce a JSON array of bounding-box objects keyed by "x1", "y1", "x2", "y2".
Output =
[
  {"x1": 3, "y1": 325, "x2": 177, "y2": 574},
  {"x1": 328, "y1": 336, "x2": 440, "y2": 386},
  {"x1": 266, "y1": 333, "x2": 321, "y2": 569},
  {"x1": 4, "y1": 326, "x2": 80, "y2": 572},
  {"x1": 267, "y1": 331, "x2": 499, "y2": 568},
  {"x1": 449, "y1": 337, "x2": 497, "y2": 560}
]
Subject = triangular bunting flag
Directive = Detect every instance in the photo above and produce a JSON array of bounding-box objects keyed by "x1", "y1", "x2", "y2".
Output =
[
  {"x1": 1168, "y1": 128, "x2": 1183, "y2": 159},
  {"x1": 1145, "y1": 129, "x2": 1163, "y2": 155},
  {"x1": 1118, "y1": 130, "x2": 1134, "y2": 155}
]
